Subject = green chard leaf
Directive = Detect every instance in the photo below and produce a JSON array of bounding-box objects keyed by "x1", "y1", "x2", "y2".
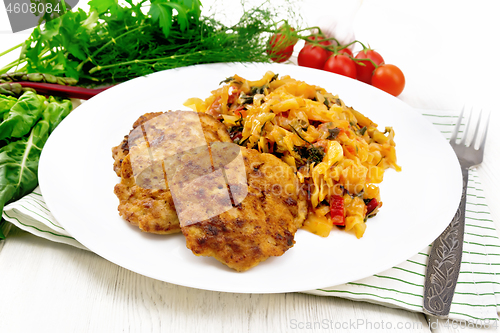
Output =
[
  {"x1": 0, "y1": 91, "x2": 47, "y2": 141},
  {"x1": 0, "y1": 134, "x2": 40, "y2": 216},
  {"x1": 0, "y1": 95, "x2": 17, "y2": 118},
  {"x1": 44, "y1": 97, "x2": 72, "y2": 133},
  {"x1": 0, "y1": 97, "x2": 71, "y2": 217}
]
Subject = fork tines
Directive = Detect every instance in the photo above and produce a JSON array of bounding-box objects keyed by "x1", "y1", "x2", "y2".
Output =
[{"x1": 450, "y1": 107, "x2": 489, "y2": 151}]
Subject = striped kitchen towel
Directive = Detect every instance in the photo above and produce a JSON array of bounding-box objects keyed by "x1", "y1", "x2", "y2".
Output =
[
  {"x1": 1, "y1": 190, "x2": 87, "y2": 250},
  {"x1": 2, "y1": 108, "x2": 499, "y2": 324}
]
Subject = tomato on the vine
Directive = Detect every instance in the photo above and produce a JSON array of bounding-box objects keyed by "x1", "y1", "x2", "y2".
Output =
[
  {"x1": 306, "y1": 35, "x2": 333, "y2": 57},
  {"x1": 267, "y1": 27, "x2": 298, "y2": 63},
  {"x1": 298, "y1": 44, "x2": 329, "y2": 69},
  {"x1": 323, "y1": 54, "x2": 356, "y2": 79},
  {"x1": 338, "y1": 48, "x2": 353, "y2": 57},
  {"x1": 371, "y1": 64, "x2": 405, "y2": 96},
  {"x1": 306, "y1": 35, "x2": 331, "y2": 46},
  {"x1": 354, "y1": 49, "x2": 384, "y2": 84}
]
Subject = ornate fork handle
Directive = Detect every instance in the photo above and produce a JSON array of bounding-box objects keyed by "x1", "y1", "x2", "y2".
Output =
[{"x1": 423, "y1": 166, "x2": 468, "y2": 317}]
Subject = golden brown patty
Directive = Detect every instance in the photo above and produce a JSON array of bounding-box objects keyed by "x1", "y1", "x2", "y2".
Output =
[
  {"x1": 113, "y1": 111, "x2": 232, "y2": 234},
  {"x1": 111, "y1": 111, "x2": 231, "y2": 177},
  {"x1": 181, "y1": 147, "x2": 307, "y2": 272},
  {"x1": 112, "y1": 112, "x2": 164, "y2": 177}
]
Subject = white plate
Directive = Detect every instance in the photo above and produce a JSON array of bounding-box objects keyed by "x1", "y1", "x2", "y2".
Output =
[{"x1": 39, "y1": 62, "x2": 462, "y2": 293}]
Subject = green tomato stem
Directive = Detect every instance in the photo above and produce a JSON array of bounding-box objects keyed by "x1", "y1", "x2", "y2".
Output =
[
  {"x1": 352, "y1": 57, "x2": 379, "y2": 68},
  {"x1": 337, "y1": 40, "x2": 357, "y2": 51},
  {"x1": 355, "y1": 40, "x2": 368, "y2": 50},
  {"x1": 299, "y1": 27, "x2": 341, "y2": 46}
]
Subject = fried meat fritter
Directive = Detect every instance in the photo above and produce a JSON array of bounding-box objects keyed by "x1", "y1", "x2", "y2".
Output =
[
  {"x1": 112, "y1": 112, "x2": 164, "y2": 177},
  {"x1": 111, "y1": 111, "x2": 231, "y2": 176},
  {"x1": 181, "y1": 147, "x2": 307, "y2": 272},
  {"x1": 113, "y1": 111, "x2": 307, "y2": 271},
  {"x1": 113, "y1": 111, "x2": 231, "y2": 234}
]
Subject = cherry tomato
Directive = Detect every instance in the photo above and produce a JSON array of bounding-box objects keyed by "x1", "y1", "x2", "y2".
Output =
[
  {"x1": 371, "y1": 64, "x2": 405, "y2": 96},
  {"x1": 323, "y1": 54, "x2": 357, "y2": 79},
  {"x1": 354, "y1": 49, "x2": 384, "y2": 84},
  {"x1": 298, "y1": 44, "x2": 329, "y2": 69},
  {"x1": 305, "y1": 35, "x2": 333, "y2": 57},
  {"x1": 338, "y1": 48, "x2": 353, "y2": 56},
  {"x1": 267, "y1": 28, "x2": 297, "y2": 63}
]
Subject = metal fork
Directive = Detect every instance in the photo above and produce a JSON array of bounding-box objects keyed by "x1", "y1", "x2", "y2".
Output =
[{"x1": 423, "y1": 107, "x2": 489, "y2": 318}]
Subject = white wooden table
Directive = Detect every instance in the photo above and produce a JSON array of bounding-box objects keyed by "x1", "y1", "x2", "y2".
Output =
[{"x1": 1, "y1": 1, "x2": 499, "y2": 332}]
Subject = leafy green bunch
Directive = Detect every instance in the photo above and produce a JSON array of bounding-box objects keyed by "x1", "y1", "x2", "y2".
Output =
[
  {"x1": 0, "y1": 92, "x2": 72, "y2": 238},
  {"x1": 0, "y1": 0, "x2": 294, "y2": 85}
]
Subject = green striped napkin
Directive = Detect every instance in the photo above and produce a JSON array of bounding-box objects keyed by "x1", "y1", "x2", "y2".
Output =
[
  {"x1": 2, "y1": 190, "x2": 87, "y2": 250},
  {"x1": 2, "y1": 108, "x2": 499, "y2": 323}
]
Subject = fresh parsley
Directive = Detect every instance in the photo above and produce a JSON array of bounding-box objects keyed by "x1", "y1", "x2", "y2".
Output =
[{"x1": 0, "y1": 0, "x2": 299, "y2": 85}]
